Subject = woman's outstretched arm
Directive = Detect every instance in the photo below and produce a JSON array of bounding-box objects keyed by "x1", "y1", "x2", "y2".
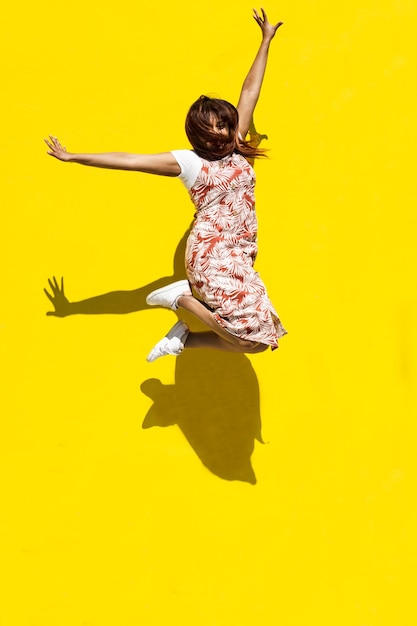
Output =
[
  {"x1": 44, "y1": 136, "x2": 181, "y2": 177},
  {"x1": 237, "y1": 8, "x2": 283, "y2": 139}
]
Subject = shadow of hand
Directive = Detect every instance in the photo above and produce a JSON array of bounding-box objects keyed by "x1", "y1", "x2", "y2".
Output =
[
  {"x1": 249, "y1": 118, "x2": 269, "y2": 148},
  {"x1": 43, "y1": 224, "x2": 194, "y2": 317},
  {"x1": 44, "y1": 276, "x2": 72, "y2": 317}
]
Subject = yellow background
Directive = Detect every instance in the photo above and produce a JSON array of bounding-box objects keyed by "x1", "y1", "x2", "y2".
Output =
[{"x1": 1, "y1": 1, "x2": 416, "y2": 625}]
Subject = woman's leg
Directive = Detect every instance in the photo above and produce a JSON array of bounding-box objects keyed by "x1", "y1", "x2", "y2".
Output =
[
  {"x1": 186, "y1": 331, "x2": 268, "y2": 353},
  {"x1": 145, "y1": 283, "x2": 269, "y2": 359},
  {"x1": 177, "y1": 294, "x2": 268, "y2": 353}
]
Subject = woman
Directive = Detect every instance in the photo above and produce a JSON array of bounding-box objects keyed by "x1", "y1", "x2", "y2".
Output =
[{"x1": 45, "y1": 8, "x2": 287, "y2": 362}]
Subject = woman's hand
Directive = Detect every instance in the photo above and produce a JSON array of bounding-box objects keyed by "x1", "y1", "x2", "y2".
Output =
[
  {"x1": 237, "y1": 9, "x2": 283, "y2": 138},
  {"x1": 253, "y1": 8, "x2": 283, "y2": 42},
  {"x1": 44, "y1": 136, "x2": 72, "y2": 161}
]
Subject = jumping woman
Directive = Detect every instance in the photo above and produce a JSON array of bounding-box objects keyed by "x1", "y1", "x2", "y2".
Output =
[{"x1": 45, "y1": 8, "x2": 287, "y2": 362}]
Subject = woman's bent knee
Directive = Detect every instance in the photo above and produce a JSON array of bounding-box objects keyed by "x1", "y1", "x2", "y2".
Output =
[
  {"x1": 249, "y1": 342, "x2": 268, "y2": 353},
  {"x1": 235, "y1": 336, "x2": 256, "y2": 349},
  {"x1": 238, "y1": 338, "x2": 268, "y2": 353}
]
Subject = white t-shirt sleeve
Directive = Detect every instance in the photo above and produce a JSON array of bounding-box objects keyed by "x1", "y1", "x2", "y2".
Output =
[{"x1": 171, "y1": 150, "x2": 202, "y2": 190}]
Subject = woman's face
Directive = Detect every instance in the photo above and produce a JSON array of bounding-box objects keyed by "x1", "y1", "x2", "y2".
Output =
[
  {"x1": 205, "y1": 115, "x2": 229, "y2": 149},
  {"x1": 210, "y1": 115, "x2": 229, "y2": 137}
]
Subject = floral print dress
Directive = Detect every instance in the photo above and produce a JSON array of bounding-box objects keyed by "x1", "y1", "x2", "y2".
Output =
[{"x1": 185, "y1": 152, "x2": 287, "y2": 349}]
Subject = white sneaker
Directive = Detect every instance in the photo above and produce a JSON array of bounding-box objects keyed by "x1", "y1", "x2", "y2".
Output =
[
  {"x1": 146, "y1": 280, "x2": 191, "y2": 311},
  {"x1": 146, "y1": 320, "x2": 190, "y2": 362}
]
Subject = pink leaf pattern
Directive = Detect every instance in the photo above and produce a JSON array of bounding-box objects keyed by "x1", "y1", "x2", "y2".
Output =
[{"x1": 186, "y1": 153, "x2": 287, "y2": 349}]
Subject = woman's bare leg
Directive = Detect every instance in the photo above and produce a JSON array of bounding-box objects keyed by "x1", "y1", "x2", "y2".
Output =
[
  {"x1": 177, "y1": 294, "x2": 268, "y2": 354},
  {"x1": 186, "y1": 331, "x2": 268, "y2": 353}
]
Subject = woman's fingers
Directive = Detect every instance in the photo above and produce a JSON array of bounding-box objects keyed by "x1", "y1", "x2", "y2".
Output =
[
  {"x1": 47, "y1": 136, "x2": 61, "y2": 148},
  {"x1": 253, "y1": 7, "x2": 266, "y2": 23},
  {"x1": 45, "y1": 137, "x2": 57, "y2": 151},
  {"x1": 253, "y1": 8, "x2": 283, "y2": 35},
  {"x1": 45, "y1": 136, "x2": 67, "y2": 157}
]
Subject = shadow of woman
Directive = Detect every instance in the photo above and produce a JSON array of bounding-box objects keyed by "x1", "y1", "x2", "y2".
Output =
[
  {"x1": 46, "y1": 226, "x2": 264, "y2": 483},
  {"x1": 141, "y1": 349, "x2": 263, "y2": 484},
  {"x1": 45, "y1": 122, "x2": 269, "y2": 483}
]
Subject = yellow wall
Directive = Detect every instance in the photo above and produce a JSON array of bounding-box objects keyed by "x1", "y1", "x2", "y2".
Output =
[{"x1": 1, "y1": 1, "x2": 416, "y2": 625}]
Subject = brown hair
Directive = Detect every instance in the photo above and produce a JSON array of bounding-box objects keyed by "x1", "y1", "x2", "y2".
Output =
[{"x1": 185, "y1": 95, "x2": 266, "y2": 161}]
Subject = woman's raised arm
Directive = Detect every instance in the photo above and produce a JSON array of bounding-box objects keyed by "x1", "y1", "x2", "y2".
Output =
[
  {"x1": 236, "y1": 8, "x2": 283, "y2": 139},
  {"x1": 44, "y1": 136, "x2": 181, "y2": 177}
]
